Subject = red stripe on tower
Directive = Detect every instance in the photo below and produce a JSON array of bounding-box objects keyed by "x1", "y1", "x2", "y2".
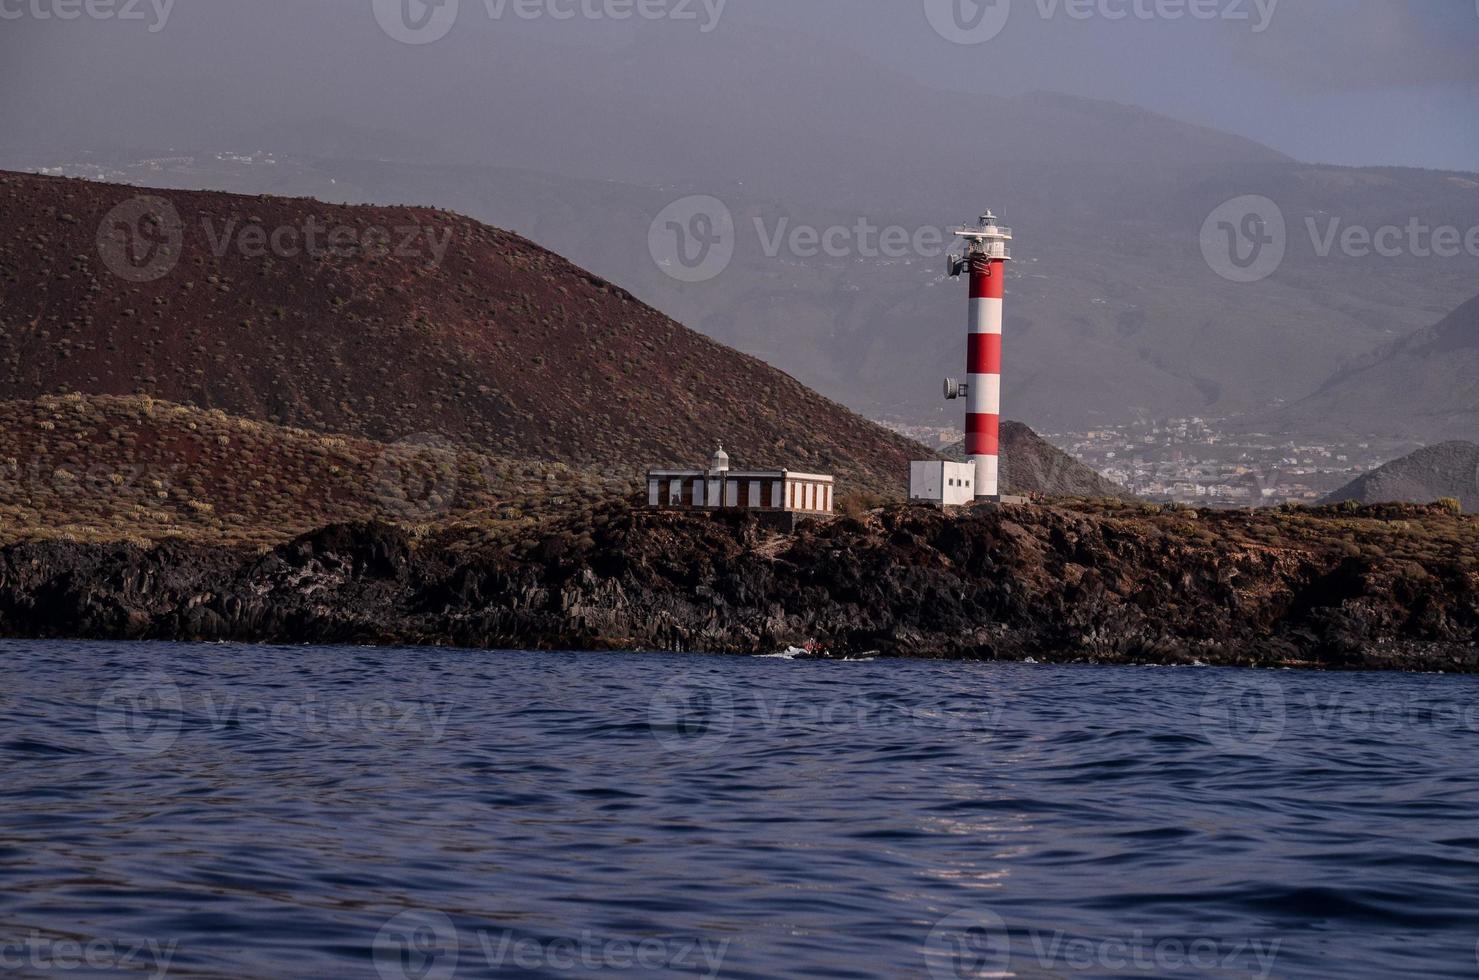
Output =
[
  {"x1": 965, "y1": 414, "x2": 1000, "y2": 456},
  {"x1": 969, "y1": 262, "x2": 1005, "y2": 300},
  {"x1": 967, "y1": 333, "x2": 1002, "y2": 375}
]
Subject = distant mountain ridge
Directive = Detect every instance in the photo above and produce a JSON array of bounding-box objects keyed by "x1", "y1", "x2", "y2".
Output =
[
  {"x1": 1323, "y1": 441, "x2": 1479, "y2": 512},
  {"x1": 1276, "y1": 293, "x2": 1479, "y2": 442}
]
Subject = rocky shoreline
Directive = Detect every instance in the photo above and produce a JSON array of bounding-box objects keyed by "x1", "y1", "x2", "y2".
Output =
[{"x1": 1, "y1": 501, "x2": 1477, "y2": 672}]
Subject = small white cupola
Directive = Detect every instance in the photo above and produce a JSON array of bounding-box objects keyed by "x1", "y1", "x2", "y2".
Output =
[{"x1": 709, "y1": 445, "x2": 731, "y2": 473}]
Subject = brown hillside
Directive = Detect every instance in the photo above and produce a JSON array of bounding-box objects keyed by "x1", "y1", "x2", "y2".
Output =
[
  {"x1": 0, "y1": 394, "x2": 624, "y2": 547},
  {"x1": 1277, "y1": 293, "x2": 1479, "y2": 442},
  {"x1": 1323, "y1": 442, "x2": 1479, "y2": 513},
  {"x1": 0, "y1": 171, "x2": 925, "y2": 494}
]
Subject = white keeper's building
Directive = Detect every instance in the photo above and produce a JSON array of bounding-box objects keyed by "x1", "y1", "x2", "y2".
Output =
[{"x1": 647, "y1": 447, "x2": 835, "y2": 517}]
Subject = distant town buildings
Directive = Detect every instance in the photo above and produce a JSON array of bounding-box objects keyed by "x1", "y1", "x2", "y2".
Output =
[
  {"x1": 879, "y1": 415, "x2": 1410, "y2": 508},
  {"x1": 1051, "y1": 417, "x2": 1409, "y2": 507}
]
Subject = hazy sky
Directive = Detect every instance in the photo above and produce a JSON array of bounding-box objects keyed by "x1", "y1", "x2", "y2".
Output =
[
  {"x1": 759, "y1": 0, "x2": 1479, "y2": 171},
  {"x1": 1, "y1": 0, "x2": 1475, "y2": 172}
]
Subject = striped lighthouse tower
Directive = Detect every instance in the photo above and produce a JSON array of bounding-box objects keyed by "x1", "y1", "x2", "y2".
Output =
[{"x1": 945, "y1": 211, "x2": 1012, "y2": 499}]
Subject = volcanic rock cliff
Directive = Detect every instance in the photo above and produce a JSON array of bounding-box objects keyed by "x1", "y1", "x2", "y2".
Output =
[{"x1": 2, "y1": 499, "x2": 1474, "y2": 672}]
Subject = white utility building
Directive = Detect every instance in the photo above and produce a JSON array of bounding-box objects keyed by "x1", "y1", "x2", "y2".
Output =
[{"x1": 909, "y1": 461, "x2": 977, "y2": 508}]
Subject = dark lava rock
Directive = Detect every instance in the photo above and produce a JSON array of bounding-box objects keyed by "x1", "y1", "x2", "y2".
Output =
[{"x1": 0, "y1": 501, "x2": 1475, "y2": 672}]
